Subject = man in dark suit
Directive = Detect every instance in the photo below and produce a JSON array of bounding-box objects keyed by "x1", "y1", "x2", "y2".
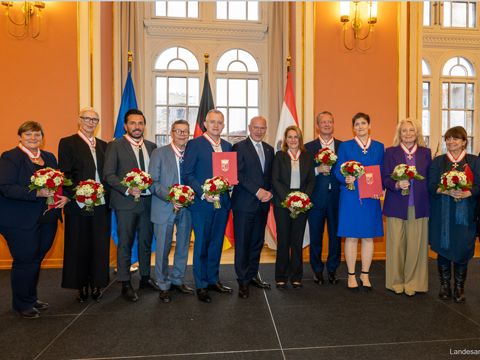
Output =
[
  {"x1": 232, "y1": 116, "x2": 274, "y2": 298},
  {"x1": 149, "y1": 120, "x2": 194, "y2": 303},
  {"x1": 58, "y1": 107, "x2": 111, "y2": 302},
  {"x1": 104, "y1": 109, "x2": 157, "y2": 302},
  {"x1": 182, "y1": 109, "x2": 233, "y2": 303},
  {"x1": 304, "y1": 111, "x2": 342, "y2": 285}
]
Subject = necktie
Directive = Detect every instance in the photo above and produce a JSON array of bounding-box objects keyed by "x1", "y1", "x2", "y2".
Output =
[
  {"x1": 256, "y1": 143, "x2": 265, "y2": 172},
  {"x1": 138, "y1": 147, "x2": 146, "y2": 171}
]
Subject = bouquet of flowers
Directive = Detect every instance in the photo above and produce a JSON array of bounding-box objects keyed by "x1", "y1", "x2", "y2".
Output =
[
  {"x1": 202, "y1": 176, "x2": 230, "y2": 209},
  {"x1": 438, "y1": 169, "x2": 472, "y2": 202},
  {"x1": 391, "y1": 164, "x2": 425, "y2": 196},
  {"x1": 314, "y1": 148, "x2": 337, "y2": 176},
  {"x1": 121, "y1": 168, "x2": 153, "y2": 202},
  {"x1": 281, "y1": 191, "x2": 313, "y2": 219},
  {"x1": 340, "y1": 161, "x2": 365, "y2": 191},
  {"x1": 167, "y1": 184, "x2": 195, "y2": 213},
  {"x1": 29, "y1": 167, "x2": 72, "y2": 206},
  {"x1": 74, "y1": 179, "x2": 105, "y2": 212}
]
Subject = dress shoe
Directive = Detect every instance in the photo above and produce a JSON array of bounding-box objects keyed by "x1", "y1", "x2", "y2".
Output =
[
  {"x1": 139, "y1": 278, "x2": 160, "y2": 291},
  {"x1": 158, "y1": 290, "x2": 171, "y2": 303},
  {"x1": 33, "y1": 300, "x2": 49, "y2": 311},
  {"x1": 171, "y1": 284, "x2": 194, "y2": 295},
  {"x1": 250, "y1": 277, "x2": 271, "y2": 289},
  {"x1": 359, "y1": 271, "x2": 372, "y2": 291},
  {"x1": 77, "y1": 286, "x2": 89, "y2": 303},
  {"x1": 292, "y1": 281, "x2": 303, "y2": 289},
  {"x1": 121, "y1": 283, "x2": 139, "y2": 302},
  {"x1": 196, "y1": 288, "x2": 211, "y2": 303},
  {"x1": 313, "y1": 272, "x2": 324, "y2": 285},
  {"x1": 18, "y1": 308, "x2": 40, "y2": 319},
  {"x1": 91, "y1": 287, "x2": 103, "y2": 301},
  {"x1": 276, "y1": 281, "x2": 287, "y2": 289},
  {"x1": 328, "y1": 271, "x2": 339, "y2": 285},
  {"x1": 238, "y1": 285, "x2": 249, "y2": 299},
  {"x1": 208, "y1": 282, "x2": 233, "y2": 294},
  {"x1": 347, "y1": 272, "x2": 359, "y2": 292}
]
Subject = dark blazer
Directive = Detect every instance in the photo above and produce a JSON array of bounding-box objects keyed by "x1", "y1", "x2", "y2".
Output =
[
  {"x1": 0, "y1": 147, "x2": 60, "y2": 229},
  {"x1": 304, "y1": 138, "x2": 342, "y2": 208},
  {"x1": 382, "y1": 145, "x2": 432, "y2": 220},
  {"x1": 182, "y1": 135, "x2": 233, "y2": 212},
  {"x1": 231, "y1": 138, "x2": 274, "y2": 212},
  {"x1": 58, "y1": 134, "x2": 109, "y2": 215},
  {"x1": 103, "y1": 136, "x2": 157, "y2": 211},
  {"x1": 271, "y1": 150, "x2": 315, "y2": 208}
]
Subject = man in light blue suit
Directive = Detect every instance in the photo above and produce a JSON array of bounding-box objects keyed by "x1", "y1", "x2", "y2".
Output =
[
  {"x1": 149, "y1": 120, "x2": 194, "y2": 303},
  {"x1": 182, "y1": 109, "x2": 233, "y2": 303}
]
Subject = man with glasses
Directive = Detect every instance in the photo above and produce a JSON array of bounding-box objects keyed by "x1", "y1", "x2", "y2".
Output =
[
  {"x1": 149, "y1": 120, "x2": 194, "y2": 303},
  {"x1": 58, "y1": 107, "x2": 111, "y2": 302},
  {"x1": 104, "y1": 109, "x2": 157, "y2": 302}
]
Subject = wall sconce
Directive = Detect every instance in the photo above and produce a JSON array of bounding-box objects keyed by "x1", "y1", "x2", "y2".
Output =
[
  {"x1": 1, "y1": 1, "x2": 45, "y2": 39},
  {"x1": 340, "y1": 1, "x2": 377, "y2": 51}
]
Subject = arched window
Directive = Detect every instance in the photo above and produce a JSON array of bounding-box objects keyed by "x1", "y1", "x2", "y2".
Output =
[
  {"x1": 216, "y1": 49, "x2": 260, "y2": 143},
  {"x1": 441, "y1": 56, "x2": 475, "y2": 152},
  {"x1": 422, "y1": 59, "x2": 431, "y2": 146},
  {"x1": 154, "y1": 47, "x2": 200, "y2": 145}
]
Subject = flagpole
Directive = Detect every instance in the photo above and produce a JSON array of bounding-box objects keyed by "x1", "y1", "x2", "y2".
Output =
[
  {"x1": 128, "y1": 50, "x2": 133, "y2": 72},
  {"x1": 286, "y1": 55, "x2": 291, "y2": 72}
]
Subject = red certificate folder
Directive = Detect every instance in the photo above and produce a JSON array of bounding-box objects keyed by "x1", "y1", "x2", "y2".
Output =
[
  {"x1": 212, "y1": 152, "x2": 238, "y2": 185},
  {"x1": 358, "y1": 165, "x2": 383, "y2": 199}
]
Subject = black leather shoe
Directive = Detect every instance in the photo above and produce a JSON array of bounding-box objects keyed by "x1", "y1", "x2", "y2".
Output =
[
  {"x1": 359, "y1": 271, "x2": 372, "y2": 291},
  {"x1": 238, "y1": 285, "x2": 249, "y2": 299},
  {"x1": 292, "y1": 281, "x2": 303, "y2": 289},
  {"x1": 250, "y1": 276, "x2": 271, "y2": 289},
  {"x1": 77, "y1": 286, "x2": 89, "y2": 303},
  {"x1": 159, "y1": 290, "x2": 171, "y2": 303},
  {"x1": 33, "y1": 300, "x2": 49, "y2": 311},
  {"x1": 276, "y1": 281, "x2": 287, "y2": 289},
  {"x1": 122, "y1": 283, "x2": 139, "y2": 302},
  {"x1": 328, "y1": 271, "x2": 339, "y2": 285},
  {"x1": 91, "y1": 287, "x2": 103, "y2": 301},
  {"x1": 171, "y1": 284, "x2": 194, "y2": 295},
  {"x1": 18, "y1": 308, "x2": 40, "y2": 319},
  {"x1": 313, "y1": 272, "x2": 324, "y2": 285},
  {"x1": 196, "y1": 288, "x2": 211, "y2": 303},
  {"x1": 208, "y1": 282, "x2": 233, "y2": 294},
  {"x1": 139, "y1": 278, "x2": 160, "y2": 291}
]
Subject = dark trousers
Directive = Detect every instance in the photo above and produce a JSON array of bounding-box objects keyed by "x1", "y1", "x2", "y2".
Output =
[
  {"x1": 437, "y1": 254, "x2": 468, "y2": 271},
  {"x1": 1, "y1": 223, "x2": 57, "y2": 311},
  {"x1": 115, "y1": 203, "x2": 153, "y2": 282},
  {"x1": 233, "y1": 207, "x2": 268, "y2": 285},
  {"x1": 62, "y1": 205, "x2": 111, "y2": 289},
  {"x1": 274, "y1": 206, "x2": 307, "y2": 282},
  {"x1": 191, "y1": 208, "x2": 229, "y2": 289},
  {"x1": 308, "y1": 194, "x2": 340, "y2": 274}
]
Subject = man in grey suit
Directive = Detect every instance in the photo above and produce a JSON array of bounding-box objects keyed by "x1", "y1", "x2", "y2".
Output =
[
  {"x1": 104, "y1": 109, "x2": 157, "y2": 302},
  {"x1": 149, "y1": 120, "x2": 194, "y2": 303}
]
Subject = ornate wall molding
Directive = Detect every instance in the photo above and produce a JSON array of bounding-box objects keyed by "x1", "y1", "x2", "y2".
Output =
[
  {"x1": 144, "y1": 20, "x2": 268, "y2": 41},
  {"x1": 423, "y1": 31, "x2": 480, "y2": 49}
]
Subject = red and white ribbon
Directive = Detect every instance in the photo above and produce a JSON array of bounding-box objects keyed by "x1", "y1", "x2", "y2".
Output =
[
  {"x1": 447, "y1": 150, "x2": 466, "y2": 164},
  {"x1": 18, "y1": 143, "x2": 41, "y2": 163},
  {"x1": 170, "y1": 142, "x2": 184, "y2": 160},
  {"x1": 319, "y1": 136, "x2": 334, "y2": 149},
  {"x1": 203, "y1": 133, "x2": 221, "y2": 152},
  {"x1": 354, "y1": 136, "x2": 371, "y2": 154},
  {"x1": 77, "y1": 130, "x2": 96, "y2": 148},
  {"x1": 124, "y1": 134, "x2": 144, "y2": 149},
  {"x1": 287, "y1": 149, "x2": 300, "y2": 161},
  {"x1": 400, "y1": 143, "x2": 417, "y2": 160}
]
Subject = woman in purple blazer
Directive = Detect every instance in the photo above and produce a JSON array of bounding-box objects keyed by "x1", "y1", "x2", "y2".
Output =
[{"x1": 382, "y1": 119, "x2": 431, "y2": 296}]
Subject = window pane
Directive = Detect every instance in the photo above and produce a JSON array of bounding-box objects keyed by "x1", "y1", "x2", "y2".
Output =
[
  {"x1": 451, "y1": 2, "x2": 467, "y2": 27},
  {"x1": 443, "y1": 2, "x2": 451, "y2": 27},
  {"x1": 188, "y1": 1, "x2": 198, "y2": 18},
  {"x1": 248, "y1": 80, "x2": 258, "y2": 106},
  {"x1": 450, "y1": 83, "x2": 466, "y2": 109},
  {"x1": 469, "y1": 3, "x2": 476, "y2": 27},
  {"x1": 423, "y1": 1, "x2": 430, "y2": 26},
  {"x1": 229, "y1": 79, "x2": 247, "y2": 106},
  {"x1": 422, "y1": 82, "x2": 430, "y2": 107},
  {"x1": 156, "y1": 106, "x2": 168, "y2": 133},
  {"x1": 217, "y1": 1, "x2": 227, "y2": 19},
  {"x1": 156, "y1": 77, "x2": 167, "y2": 105},
  {"x1": 216, "y1": 79, "x2": 228, "y2": 106},
  {"x1": 229, "y1": 108, "x2": 247, "y2": 135},
  {"x1": 156, "y1": 47, "x2": 177, "y2": 70},
  {"x1": 217, "y1": 50, "x2": 237, "y2": 71},
  {"x1": 169, "y1": 107, "x2": 187, "y2": 125},
  {"x1": 228, "y1": 61, "x2": 247, "y2": 72},
  {"x1": 467, "y1": 84, "x2": 474, "y2": 109},
  {"x1": 459, "y1": 57, "x2": 475, "y2": 76},
  {"x1": 450, "y1": 110, "x2": 466, "y2": 128},
  {"x1": 168, "y1": 59, "x2": 187, "y2": 70},
  {"x1": 248, "y1": 108, "x2": 259, "y2": 122},
  {"x1": 422, "y1": 59, "x2": 430, "y2": 76},
  {"x1": 239, "y1": 50, "x2": 259, "y2": 72},
  {"x1": 451, "y1": 65, "x2": 468, "y2": 77},
  {"x1": 187, "y1": 107, "x2": 199, "y2": 134},
  {"x1": 156, "y1": 1, "x2": 166, "y2": 16},
  {"x1": 178, "y1": 48, "x2": 199, "y2": 70},
  {"x1": 229, "y1": 1, "x2": 247, "y2": 20},
  {"x1": 442, "y1": 83, "x2": 449, "y2": 108},
  {"x1": 167, "y1": 1, "x2": 186, "y2": 18},
  {"x1": 442, "y1": 111, "x2": 448, "y2": 135},
  {"x1": 169, "y1": 78, "x2": 187, "y2": 105},
  {"x1": 466, "y1": 111, "x2": 473, "y2": 133},
  {"x1": 247, "y1": 1, "x2": 259, "y2": 21},
  {"x1": 188, "y1": 78, "x2": 199, "y2": 106},
  {"x1": 422, "y1": 110, "x2": 430, "y2": 136}
]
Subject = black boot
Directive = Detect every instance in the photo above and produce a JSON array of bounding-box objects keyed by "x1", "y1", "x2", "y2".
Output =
[
  {"x1": 438, "y1": 263, "x2": 451, "y2": 300},
  {"x1": 453, "y1": 264, "x2": 467, "y2": 303}
]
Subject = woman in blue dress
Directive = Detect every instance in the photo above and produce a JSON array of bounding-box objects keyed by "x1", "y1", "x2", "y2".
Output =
[{"x1": 334, "y1": 112, "x2": 384, "y2": 291}]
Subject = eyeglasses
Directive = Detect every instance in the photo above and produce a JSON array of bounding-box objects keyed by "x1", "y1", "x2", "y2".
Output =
[
  {"x1": 80, "y1": 116, "x2": 100, "y2": 124},
  {"x1": 172, "y1": 129, "x2": 189, "y2": 135}
]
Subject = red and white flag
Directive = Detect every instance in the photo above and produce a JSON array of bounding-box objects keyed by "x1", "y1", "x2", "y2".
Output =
[{"x1": 266, "y1": 70, "x2": 310, "y2": 249}]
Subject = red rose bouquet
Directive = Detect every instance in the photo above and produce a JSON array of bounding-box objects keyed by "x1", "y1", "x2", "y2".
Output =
[
  {"x1": 121, "y1": 168, "x2": 153, "y2": 202},
  {"x1": 29, "y1": 167, "x2": 72, "y2": 207},
  {"x1": 281, "y1": 191, "x2": 313, "y2": 219},
  {"x1": 167, "y1": 184, "x2": 195, "y2": 213},
  {"x1": 74, "y1": 179, "x2": 105, "y2": 212},
  {"x1": 202, "y1": 176, "x2": 230, "y2": 209},
  {"x1": 438, "y1": 169, "x2": 472, "y2": 202},
  {"x1": 391, "y1": 164, "x2": 425, "y2": 195},
  {"x1": 340, "y1": 161, "x2": 365, "y2": 191},
  {"x1": 314, "y1": 148, "x2": 337, "y2": 176}
]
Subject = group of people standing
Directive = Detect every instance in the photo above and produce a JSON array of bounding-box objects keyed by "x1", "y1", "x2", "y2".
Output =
[{"x1": 0, "y1": 107, "x2": 478, "y2": 319}]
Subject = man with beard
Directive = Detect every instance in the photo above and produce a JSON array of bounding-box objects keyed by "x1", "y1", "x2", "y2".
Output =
[{"x1": 104, "y1": 109, "x2": 157, "y2": 302}]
